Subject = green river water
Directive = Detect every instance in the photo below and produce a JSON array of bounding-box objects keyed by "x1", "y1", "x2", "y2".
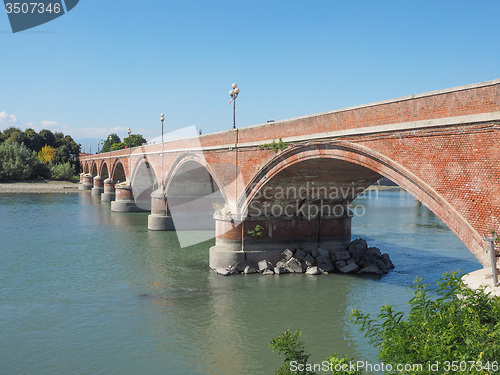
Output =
[{"x1": 0, "y1": 190, "x2": 481, "y2": 374}]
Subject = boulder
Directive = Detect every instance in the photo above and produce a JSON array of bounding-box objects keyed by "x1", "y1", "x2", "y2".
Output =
[
  {"x1": 262, "y1": 269, "x2": 274, "y2": 275},
  {"x1": 368, "y1": 247, "x2": 382, "y2": 257},
  {"x1": 286, "y1": 257, "x2": 304, "y2": 273},
  {"x1": 304, "y1": 254, "x2": 316, "y2": 267},
  {"x1": 258, "y1": 260, "x2": 273, "y2": 272},
  {"x1": 381, "y1": 253, "x2": 395, "y2": 268},
  {"x1": 276, "y1": 260, "x2": 288, "y2": 269},
  {"x1": 317, "y1": 247, "x2": 330, "y2": 258},
  {"x1": 305, "y1": 266, "x2": 321, "y2": 275},
  {"x1": 311, "y1": 248, "x2": 320, "y2": 258},
  {"x1": 294, "y1": 249, "x2": 307, "y2": 261},
  {"x1": 330, "y1": 249, "x2": 351, "y2": 262},
  {"x1": 281, "y1": 249, "x2": 294, "y2": 261},
  {"x1": 213, "y1": 268, "x2": 231, "y2": 276},
  {"x1": 316, "y1": 256, "x2": 334, "y2": 273},
  {"x1": 274, "y1": 266, "x2": 289, "y2": 274},
  {"x1": 334, "y1": 260, "x2": 346, "y2": 270},
  {"x1": 360, "y1": 263, "x2": 383, "y2": 275},
  {"x1": 339, "y1": 263, "x2": 359, "y2": 273},
  {"x1": 243, "y1": 266, "x2": 257, "y2": 274},
  {"x1": 375, "y1": 259, "x2": 389, "y2": 273},
  {"x1": 348, "y1": 238, "x2": 369, "y2": 264}
]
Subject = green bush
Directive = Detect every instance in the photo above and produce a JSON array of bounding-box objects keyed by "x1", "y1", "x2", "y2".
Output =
[
  {"x1": 270, "y1": 330, "x2": 315, "y2": 375},
  {"x1": 270, "y1": 330, "x2": 362, "y2": 375},
  {"x1": 0, "y1": 142, "x2": 42, "y2": 181},
  {"x1": 350, "y1": 271, "x2": 500, "y2": 374},
  {"x1": 50, "y1": 162, "x2": 75, "y2": 181}
]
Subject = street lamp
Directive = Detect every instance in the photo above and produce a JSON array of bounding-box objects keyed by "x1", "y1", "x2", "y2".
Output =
[
  {"x1": 89, "y1": 144, "x2": 92, "y2": 154},
  {"x1": 160, "y1": 113, "x2": 165, "y2": 188},
  {"x1": 127, "y1": 128, "x2": 131, "y2": 149},
  {"x1": 199, "y1": 129, "x2": 202, "y2": 136},
  {"x1": 229, "y1": 83, "x2": 240, "y2": 129},
  {"x1": 108, "y1": 135, "x2": 112, "y2": 178}
]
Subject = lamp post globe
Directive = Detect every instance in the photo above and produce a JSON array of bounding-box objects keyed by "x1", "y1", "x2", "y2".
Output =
[{"x1": 229, "y1": 83, "x2": 240, "y2": 129}]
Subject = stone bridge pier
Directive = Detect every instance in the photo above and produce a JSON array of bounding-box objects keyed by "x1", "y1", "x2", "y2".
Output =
[{"x1": 209, "y1": 157, "x2": 382, "y2": 271}]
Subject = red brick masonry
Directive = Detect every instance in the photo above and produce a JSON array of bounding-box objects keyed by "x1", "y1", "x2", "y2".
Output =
[{"x1": 81, "y1": 80, "x2": 500, "y2": 266}]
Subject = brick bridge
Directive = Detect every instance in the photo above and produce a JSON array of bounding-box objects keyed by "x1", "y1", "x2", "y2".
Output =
[{"x1": 80, "y1": 80, "x2": 499, "y2": 272}]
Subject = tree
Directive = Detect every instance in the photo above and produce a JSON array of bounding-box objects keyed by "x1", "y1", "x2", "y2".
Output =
[
  {"x1": 101, "y1": 133, "x2": 121, "y2": 153},
  {"x1": 54, "y1": 131, "x2": 65, "y2": 148},
  {"x1": 110, "y1": 142, "x2": 126, "y2": 151},
  {"x1": 63, "y1": 135, "x2": 80, "y2": 157},
  {"x1": 38, "y1": 129, "x2": 56, "y2": 148},
  {"x1": 124, "y1": 134, "x2": 147, "y2": 148},
  {"x1": 53, "y1": 144, "x2": 71, "y2": 165},
  {"x1": 1, "y1": 126, "x2": 22, "y2": 142},
  {"x1": 23, "y1": 128, "x2": 43, "y2": 152},
  {"x1": 5, "y1": 129, "x2": 25, "y2": 145},
  {"x1": 350, "y1": 272, "x2": 500, "y2": 375},
  {"x1": 38, "y1": 144, "x2": 56, "y2": 164}
]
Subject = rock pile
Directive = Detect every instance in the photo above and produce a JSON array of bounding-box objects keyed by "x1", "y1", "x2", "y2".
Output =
[{"x1": 242, "y1": 238, "x2": 394, "y2": 276}]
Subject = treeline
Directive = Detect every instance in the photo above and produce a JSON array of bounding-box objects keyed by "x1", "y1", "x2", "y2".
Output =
[
  {"x1": 100, "y1": 133, "x2": 147, "y2": 153},
  {"x1": 0, "y1": 127, "x2": 80, "y2": 181}
]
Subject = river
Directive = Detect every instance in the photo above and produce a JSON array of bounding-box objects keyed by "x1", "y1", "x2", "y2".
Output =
[{"x1": 0, "y1": 189, "x2": 481, "y2": 374}]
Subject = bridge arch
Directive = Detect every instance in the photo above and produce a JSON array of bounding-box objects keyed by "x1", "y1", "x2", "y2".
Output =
[
  {"x1": 90, "y1": 162, "x2": 98, "y2": 178},
  {"x1": 242, "y1": 141, "x2": 486, "y2": 264},
  {"x1": 164, "y1": 153, "x2": 226, "y2": 232},
  {"x1": 110, "y1": 159, "x2": 127, "y2": 183},
  {"x1": 98, "y1": 160, "x2": 110, "y2": 179},
  {"x1": 129, "y1": 157, "x2": 157, "y2": 210}
]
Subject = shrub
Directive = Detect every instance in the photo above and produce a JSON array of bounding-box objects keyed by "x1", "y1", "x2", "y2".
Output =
[
  {"x1": 270, "y1": 330, "x2": 362, "y2": 375},
  {"x1": 50, "y1": 162, "x2": 75, "y2": 181},
  {"x1": 350, "y1": 271, "x2": 500, "y2": 374},
  {"x1": 270, "y1": 330, "x2": 315, "y2": 375},
  {"x1": 0, "y1": 142, "x2": 41, "y2": 180}
]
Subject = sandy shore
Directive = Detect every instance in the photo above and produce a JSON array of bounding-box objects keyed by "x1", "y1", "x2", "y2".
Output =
[{"x1": 0, "y1": 180, "x2": 82, "y2": 194}]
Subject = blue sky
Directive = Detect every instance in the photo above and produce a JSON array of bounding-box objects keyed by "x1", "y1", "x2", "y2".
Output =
[{"x1": 1, "y1": 0, "x2": 499, "y2": 148}]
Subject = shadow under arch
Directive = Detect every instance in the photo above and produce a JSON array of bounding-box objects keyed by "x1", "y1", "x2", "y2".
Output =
[
  {"x1": 83, "y1": 162, "x2": 89, "y2": 174},
  {"x1": 110, "y1": 159, "x2": 127, "y2": 183},
  {"x1": 130, "y1": 157, "x2": 157, "y2": 211},
  {"x1": 99, "y1": 161, "x2": 109, "y2": 180},
  {"x1": 242, "y1": 141, "x2": 486, "y2": 265},
  {"x1": 164, "y1": 153, "x2": 226, "y2": 235},
  {"x1": 90, "y1": 162, "x2": 98, "y2": 177}
]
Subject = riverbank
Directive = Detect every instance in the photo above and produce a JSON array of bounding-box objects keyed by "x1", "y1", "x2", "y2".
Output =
[
  {"x1": 462, "y1": 268, "x2": 500, "y2": 297},
  {"x1": 0, "y1": 180, "x2": 80, "y2": 193}
]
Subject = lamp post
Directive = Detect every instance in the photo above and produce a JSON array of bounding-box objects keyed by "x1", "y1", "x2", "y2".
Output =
[
  {"x1": 199, "y1": 129, "x2": 202, "y2": 136},
  {"x1": 229, "y1": 83, "x2": 240, "y2": 129},
  {"x1": 160, "y1": 114, "x2": 165, "y2": 188},
  {"x1": 89, "y1": 144, "x2": 92, "y2": 154},
  {"x1": 108, "y1": 135, "x2": 112, "y2": 178}
]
